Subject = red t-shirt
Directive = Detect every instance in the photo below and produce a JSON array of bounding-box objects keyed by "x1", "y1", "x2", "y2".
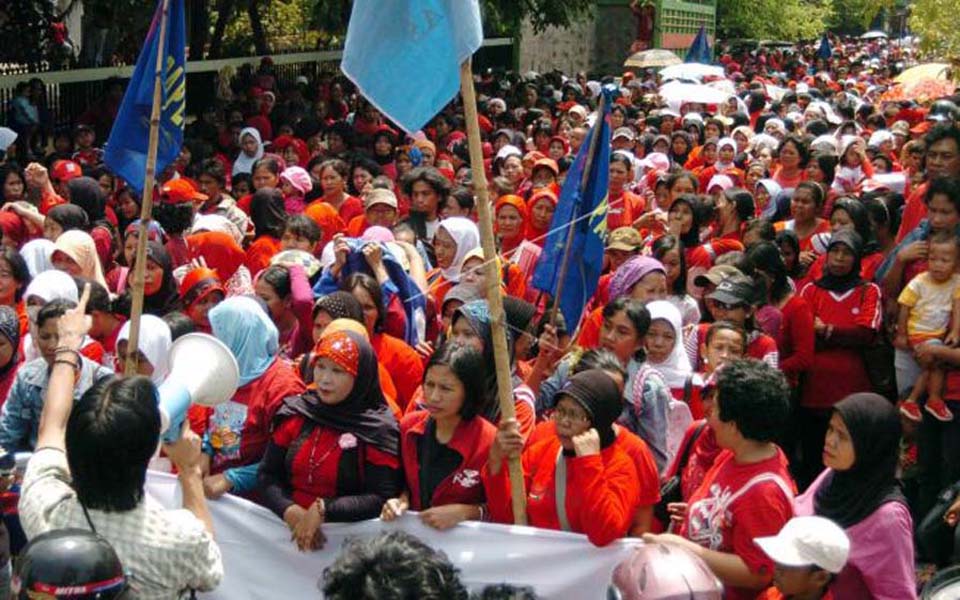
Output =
[
  {"x1": 777, "y1": 294, "x2": 815, "y2": 387},
  {"x1": 606, "y1": 190, "x2": 644, "y2": 231},
  {"x1": 680, "y1": 448, "x2": 796, "y2": 600},
  {"x1": 896, "y1": 181, "x2": 929, "y2": 243}
]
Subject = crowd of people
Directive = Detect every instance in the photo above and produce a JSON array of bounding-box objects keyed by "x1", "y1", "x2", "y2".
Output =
[{"x1": 0, "y1": 32, "x2": 957, "y2": 598}]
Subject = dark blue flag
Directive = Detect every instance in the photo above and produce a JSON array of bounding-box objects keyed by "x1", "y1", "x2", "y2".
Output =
[
  {"x1": 684, "y1": 25, "x2": 712, "y2": 64},
  {"x1": 531, "y1": 86, "x2": 615, "y2": 330},
  {"x1": 104, "y1": 0, "x2": 186, "y2": 194},
  {"x1": 817, "y1": 34, "x2": 833, "y2": 60}
]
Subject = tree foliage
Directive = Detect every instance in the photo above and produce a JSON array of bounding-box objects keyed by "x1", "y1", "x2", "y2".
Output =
[
  {"x1": 717, "y1": 0, "x2": 834, "y2": 41},
  {"x1": 829, "y1": 0, "x2": 892, "y2": 33},
  {"x1": 909, "y1": 0, "x2": 960, "y2": 60}
]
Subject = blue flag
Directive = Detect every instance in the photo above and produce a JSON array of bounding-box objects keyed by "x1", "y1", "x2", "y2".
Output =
[
  {"x1": 817, "y1": 34, "x2": 833, "y2": 60},
  {"x1": 103, "y1": 0, "x2": 186, "y2": 194},
  {"x1": 531, "y1": 87, "x2": 615, "y2": 330},
  {"x1": 341, "y1": 0, "x2": 483, "y2": 134},
  {"x1": 684, "y1": 25, "x2": 712, "y2": 64}
]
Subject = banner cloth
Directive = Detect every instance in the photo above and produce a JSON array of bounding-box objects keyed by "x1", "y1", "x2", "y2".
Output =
[{"x1": 145, "y1": 472, "x2": 640, "y2": 599}]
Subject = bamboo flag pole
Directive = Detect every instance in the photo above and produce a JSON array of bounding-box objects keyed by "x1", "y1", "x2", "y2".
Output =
[
  {"x1": 459, "y1": 59, "x2": 527, "y2": 525},
  {"x1": 547, "y1": 91, "x2": 607, "y2": 327},
  {"x1": 124, "y1": 0, "x2": 170, "y2": 376}
]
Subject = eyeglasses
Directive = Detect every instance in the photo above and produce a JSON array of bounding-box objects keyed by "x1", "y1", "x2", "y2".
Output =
[
  {"x1": 713, "y1": 301, "x2": 746, "y2": 312},
  {"x1": 553, "y1": 407, "x2": 589, "y2": 423}
]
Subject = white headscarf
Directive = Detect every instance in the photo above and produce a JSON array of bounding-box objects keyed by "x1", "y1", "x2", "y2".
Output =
[
  {"x1": 232, "y1": 127, "x2": 264, "y2": 176},
  {"x1": 437, "y1": 217, "x2": 481, "y2": 282},
  {"x1": 20, "y1": 239, "x2": 55, "y2": 278},
  {"x1": 117, "y1": 315, "x2": 172, "y2": 386},
  {"x1": 646, "y1": 300, "x2": 694, "y2": 389},
  {"x1": 24, "y1": 270, "x2": 78, "y2": 304},
  {"x1": 192, "y1": 213, "x2": 245, "y2": 247}
]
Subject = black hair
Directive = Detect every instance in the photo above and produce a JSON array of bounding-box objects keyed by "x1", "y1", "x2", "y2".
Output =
[
  {"x1": 796, "y1": 180, "x2": 825, "y2": 208},
  {"x1": 746, "y1": 91, "x2": 766, "y2": 114},
  {"x1": 424, "y1": 342, "x2": 487, "y2": 420},
  {"x1": 572, "y1": 348, "x2": 627, "y2": 385},
  {"x1": 348, "y1": 156, "x2": 383, "y2": 195},
  {"x1": 810, "y1": 152, "x2": 838, "y2": 185},
  {"x1": 723, "y1": 188, "x2": 756, "y2": 222},
  {"x1": 804, "y1": 119, "x2": 829, "y2": 137},
  {"x1": 199, "y1": 157, "x2": 227, "y2": 186},
  {"x1": 36, "y1": 298, "x2": 76, "y2": 328},
  {"x1": 923, "y1": 124, "x2": 960, "y2": 160},
  {"x1": 401, "y1": 166, "x2": 452, "y2": 202},
  {"x1": 601, "y1": 297, "x2": 650, "y2": 363},
  {"x1": 0, "y1": 247, "x2": 30, "y2": 302},
  {"x1": 162, "y1": 310, "x2": 196, "y2": 340},
  {"x1": 471, "y1": 584, "x2": 540, "y2": 600},
  {"x1": 259, "y1": 264, "x2": 292, "y2": 299},
  {"x1": 652, "y1": 234, "x2": 688, "y2": 296},
  {"x1": 252, "y1": 155, "x2": 283, "y2": 177},
  {"x1": 230, "y1": 172, "x2": 252, "y2": 194},
  {"x1": 666, "y1": 170, "x2": 699, "y2": 194},
  {"x1": 742, "y1": 241, "x2": 791, "y2": 304},
  {"x1": 862, "y1": 192, "x2": 902, "y2": 239},
  {"x1": 610, "y1": 153, "x2": 634, "y2": 171},
  {"x1": 321, "y1": 530, "x2": 468, "y2": 600},
  {"x1": 777, "y1": 135, "x2": 811, "y2": 168},
  {"x1": 925, "y1": 176, "x2": 960, "y2": 213},
  {"x1": 705, "y1": 320, "x2": 748, "y2": 353},
  {"x1": 342, "y1": 272, "x2": 384, "y2": 332},
  {"x1": 0, "y1": 165, "x2": 24, "y2": 203},
  {"x1": 66, "y1": 375, "x2": 160, "y2": 512},
  {"x1": 153, "y1": 202, "x2": 194, "y2": 236},
  {"x1": 82, "y1": 279, "x2": 114, "y2": 315},
  {"x1": 283, "y1": 214, "x2": 322, "y2": 244},
  {"x1": 449, "y1": 187, "x2": 475, "y2": 213},
  {"x1": 47, "y1": 203, "x2": 90, "y2": 233},
  {"x1": 317, "y1": 158, "x2": 350, "y2": 180},
  {"x1": 743, "y1": 218, "x2": 776, "y2": 245},
  {"x1": 715, "y1": 359, "x2": 790, "y2": 442}
]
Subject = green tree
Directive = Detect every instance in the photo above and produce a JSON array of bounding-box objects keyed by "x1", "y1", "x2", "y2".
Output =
[
  {"x1": 717, "y1": 0, "x2": 834, "y2": 41},
  {"x1": 910, "y1": 0, "x2": 960, "y2": 59}
]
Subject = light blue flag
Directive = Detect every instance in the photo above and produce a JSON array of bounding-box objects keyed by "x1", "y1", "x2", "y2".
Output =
[
  {"x1": 341, "y1": 0, "x2": 483, "y2": 134},
  {"x1": 103, "y1": 0, "x2": 186, "y2": 194}
]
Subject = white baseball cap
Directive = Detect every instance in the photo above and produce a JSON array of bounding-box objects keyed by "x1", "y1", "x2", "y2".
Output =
[{"x1": 754, "y1": 516, "x2": 850, "y2": 574}]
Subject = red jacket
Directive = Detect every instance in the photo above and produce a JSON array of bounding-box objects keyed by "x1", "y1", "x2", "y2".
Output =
[
  {"x1": 400, "y1": 410, "x2": 495, "y2": 510},
  {"x1": 482, "y1": 435, "x2": 639, "y2": 546}
]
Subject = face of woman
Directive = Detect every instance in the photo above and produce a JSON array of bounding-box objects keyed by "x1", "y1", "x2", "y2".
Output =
[
  {"x1": 734, "y1": 132, "x2": 748, "y2": 152},
  {"x1": 629, "y1": 272, "x2": 668, "y2": 303},
  {"x1": 450, "y1": 316, "x2": 484, "y2": 353},
  {"x1": 644, "y1": 319, "x2": 676, "y2": 363},
  {"x1": 658, "y1": 248, "x2": 682, "y2": 289},
  {"x1": 806, "y1": 161, "x2": 824, "y2": 182},
  {"x1": 115, "y1": 340, "x2": 154, "y2": 377},
  {"x1": 669, "y1": 177, "x2": 696, "y2": 203},
  {"x1": 610, "y1": 110, "x2": 625, "y2": 129},
  {"x1": 36, "y1": 317, "x2": 62, "y2": 365},
  {"x1": 830, "y1": 208, "x2": 854, "y2": 234},
  {"x1": 705, "y1": 123, "x2": 722, "y2": 139},
  {"x1": 241, "y1": 134, "x2": 259, "y2": 156},
  {"x1": 350, "y1": 284, "x2": 379, "y2": 335},
  {"x1": 352, "y1": 168, "x2": 373, "y2": 194},
  {"x1": 117, "y1": 193, "x2": 139, "y2": 220},
  {"x1": 460, "y1": 257, "x2": 485, "y2": 289},
  {"x1": 823, "y1": 412, "x2": 856, "y2": 471},
  {"x1": 718, "y1": 146, "x2": 736, "y2": 164},
  {"x1": 0, "y1": 258, "x2": 20, "y2": 306},
  {"x1": 672, "y1": 137, "x2": 689, "y2": 156},
  {"x1": 320, "y1": 167, "x2": 345, "y2": 196},
  {"x1": 600, "y1": 309, "x2": 642, "y2": 365},
  {"x1": 927, "y1": 193, "x2": 960, "y2": 233},
  {"x1": 313, "y1": 356, "x2": 356, "y2": 405},
  {"x1": 553, "y1": 396, "x2": 592, "y2": 451},
  {"x1": 0, "y1": 335, "x2": 13, "y2": 370},
  {"x1": 826, "y1": 244, "x2": 855, "y2": 277},
  {"x1": 254, "y1": 278, "x2": 288, "y2": 322},
  {"x1": 745, "y1": 167, "x2": 764, "y2": 191},
  {"x1": 701, "y1": 145, "x2": 717, "y2": 165},
  {"x1": 143, "y1": 258, "x2": 165, "y2": 296},
  {"x1": 790, "y1": 188, "x2": 817, "y2": 223},
  {"x1": 758, "y1": 147, "x2": 773, "y2": 168},
  {"x1": 530, "y1": 198, "x2": 555, "y2": 231},
  {"x1": 252, "y1": 165, "x2": 278, "y2": 191},
  {"x1": 3, "y1": 172, "x2": 24, "y2": 201},
  {"x1": 433, "y1": 226, "x2": 458, "y2": 270},
  {"x1": 422, "y1": 364, "x2": 465, "y2": 422},
  {"x1": 701, "y1": 328, "x2": 745, "y2": 373},
  {"x1": 608, "y1": 161, "x2": 630, "y2": 192},
  {"x1": 779, "y1": 142, "x2": 800, "y2": 169},
  {"x1": 187, "y1": 290, "x2": 223, "y2": 330},
  {"x1": 98, "y1": 174, "x2": 114, "y2": 198},
  {"x1": 282, "y1": 146, "x2": 300, "y2": 166},
  {"x1": 496, "y1": 205, "x2": 523, "y2": 240},
  {"x1": 44, "y1": 218, "x2": 64, "y2": 242},
  {"x1": 548, "y1": 141, "x2": 566, "y2": 160},
  {"x1": 779, "y1": 242, "x2": 798, "y2": 271},
  {"x1": 51, "y1": 252, "x2": 81, "y2": 277},
  {"x1": 501, "y1": 157, "x2": 523, "y2": 184}
]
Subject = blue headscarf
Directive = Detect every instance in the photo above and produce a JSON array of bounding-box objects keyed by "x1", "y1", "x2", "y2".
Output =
[{"x1": 209, "y1": 296, "x2": 279, "y2": 386}]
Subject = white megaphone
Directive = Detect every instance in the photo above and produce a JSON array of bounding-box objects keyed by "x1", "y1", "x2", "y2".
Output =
[{"x1": 157, "y1": 333, "x2": 239, "y2": 443}]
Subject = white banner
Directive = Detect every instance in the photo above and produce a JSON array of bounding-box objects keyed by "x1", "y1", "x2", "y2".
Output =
[{"x1": 145, "y1": 472, "x2": 641, "y2": 599}]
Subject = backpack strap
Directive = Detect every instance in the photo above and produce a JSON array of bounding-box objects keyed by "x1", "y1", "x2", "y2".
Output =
[
  {"x1": 683, "y1": 374, "x2": 694, "y2": 405},
  {"x1": 676, "y1": 422, "x2": 706, "y2": 473}
]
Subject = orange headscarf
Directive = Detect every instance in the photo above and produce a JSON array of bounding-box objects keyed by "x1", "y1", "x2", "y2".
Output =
[
  {"x1": 304, "y1": 200, "x2": 346, "y2": 249},
  {"x1": 186, "y1": 231, "x2": 245, "y2": 282},
  {"x1": 494, "y1": 194, "x2": 527, "y2": 253},
  {"x1": 525, "y1": 188, "x2": 558, "y2": 246}
]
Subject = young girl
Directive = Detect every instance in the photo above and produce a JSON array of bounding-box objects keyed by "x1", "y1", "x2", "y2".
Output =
[
  {"x1": 577, "y1": 256, "x2": 668, "y2": 349},
  {"x1": 645, "y1": 300, "x2": 701, "y2": 423},
  {"x1": 651, "y1": 234, "x2": 700, "y2": 326},
  {"x1": 232, "y1": 127, "x2": 264, "y2": 176},
  {"x1": 832, "y1": 136, "x2": 874, "y2": 195},
  {"x1": 279, "y1": 166, "x2": 312, "y2": 215},
  {"x1": 775, "y1": 181, "x2": 830, "y2": 267}
]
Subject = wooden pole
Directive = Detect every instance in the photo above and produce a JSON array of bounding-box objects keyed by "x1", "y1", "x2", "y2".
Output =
[
  {"x1": 459, "y1": 59, "x2": 527, "y2": 525},
  {"x1": 547, "y1": 91, "x2": 607, "y2": 327},
  {"x1": 124, "y1": 0, "x2": 171, "y2": 376}
]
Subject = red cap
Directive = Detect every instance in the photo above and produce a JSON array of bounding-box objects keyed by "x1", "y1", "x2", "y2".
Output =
[
  {"x1": 160, "y1": 178, "x2": 208, "y2": 204},
  {"x1": 179, "y1": 267, "x2": 224, "y2": 306},
  {"x1": 51, "y1": 160, "x2": 82, "y2": 182}
]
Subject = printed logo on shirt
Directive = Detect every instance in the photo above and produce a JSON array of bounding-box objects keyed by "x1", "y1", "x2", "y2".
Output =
[
  {"x1": 209, "y1": 401, "x2": 248, "y2": 469},
  {"x1": 453, "y1": 469, "x2": 480, "y2": 489}
]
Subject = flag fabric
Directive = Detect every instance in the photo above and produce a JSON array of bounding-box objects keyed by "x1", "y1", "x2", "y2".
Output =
[
  {"x1": 817, "y1": 34, "x2": 833, "y2": 60},
  {"x1": 531, "y1": 87, "x2": 616, "y2": 330},
  {"x1": 341, "y1": 0, "x2": 483, "y2": 134},
  {"x1": 684, "y1": 25, "x2": 712, "y2": 64},
  {"x1": 103, "y1": 0, "x2": 186, "y2": 194}
]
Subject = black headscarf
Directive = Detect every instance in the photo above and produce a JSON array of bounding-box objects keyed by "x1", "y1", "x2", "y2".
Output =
[
  {"x1": 250, "y1": 188, "x2": 286, "y2": 239},
  {"x1": 65, "y1": 176, "x2": 106, "y2": 222},
  {"x1": 139, "y1": 241, "x2": 178, "y2": 316},
  {"x1": 277, "y1": 330, "x2": 398, "y2": 455},
  {"x1": 814, "y1": 393, "x2": 905, "y2": 528},
  {"x1": 832, "y1": 198, "x2": 879, "y2": 255},
  {"x1": 815, "y1": 229, "x2": 863, "y2": 294},
  {"x1": 670, "y1": 194, "x2": 703, "y2": 248},
  {"x1": 47, "y1": 203, "x2": 90, "y2": 233},
  {"x1": 556, "y1": 369, "x2": 622, "y2": 448},
  {"x1": 313, "y1": 291, "x2": 365, "y2": 323}
]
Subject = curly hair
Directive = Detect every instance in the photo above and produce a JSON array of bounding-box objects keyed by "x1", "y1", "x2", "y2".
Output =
[
  {"x1": 321, "y1": 531, "x2": 469, "y2": 600},
  {"x1": 715, "y1": 358, "x2": 790, "y2": 442}
]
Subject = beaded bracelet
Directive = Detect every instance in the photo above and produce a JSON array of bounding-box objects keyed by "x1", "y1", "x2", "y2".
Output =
[
  {"x1": 53, "y1": 358, "x2": 80, "y2": 371},
  {"x1": 54, "y1": 347, "x2": 81, "y2": 360}
]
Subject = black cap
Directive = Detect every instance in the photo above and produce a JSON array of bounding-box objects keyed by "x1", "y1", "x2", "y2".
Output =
[
  {"x1": 558, "y1": 370, "x2": 622, "y2": 448},
  {"x1": 707, "y1": 275, "x2": 755, "y2": 306},
  {"x1": 13, "y1": 529, "x2": 127, "y2": 599}
]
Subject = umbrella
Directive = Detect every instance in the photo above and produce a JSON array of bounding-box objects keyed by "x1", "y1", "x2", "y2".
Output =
[
  {"x1": 879, "y1": 78, "x2": 957, "y2": 104},
  {"x1": 624, "y1": 49, "x2": 682, "y2": 69},
  {"x1": 896, "y1": 63, "x2": 951, "y2": 85},
  {"x1": 816, "y1": 34, "x2": 832, "y2": 60},
  {"x1": 861, "y1": 30, "x2": 888, "y2": 40},
  {"x1": 658, "y1": 80, "x2": 731, "y2": 113},
  {"x1": 684, "y1": 25, "x2": 712, "y2": 64},
  {"x1": 659, "y1": 62, "x2": 725, "y2": 82}
]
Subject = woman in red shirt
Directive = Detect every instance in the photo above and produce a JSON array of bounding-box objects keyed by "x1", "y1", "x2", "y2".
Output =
[
  {"x1": 245, "y1": 188, "x2": 285, "y2": 277},
  {"x1": 381, "y1": 343, "x2": 496, "y2": 529},
  {"x1": 258, "y1": 330, "x2": 401, "y2": 551},
  {"x1": 310, "y1": 158, "x2": 364, "y2": 223},
  {"x1": 607, "y1": 153, "x2": 643, "y2": 230},
  {"x1": 772, "y1": 136, "x2": 809, "y2": 191},
  {"x1": 802, "y1": 198, "x2": 885, "y2": 286},
  {"x1": 798, "y1": 230, "x2": 882, "y2": 488},
  {"x1": 775, "y1": 182, "x2": 831, "y2": 269},
  {"x1": 494, "y1": 194, "x2": 527, "y2": 256},
  {"x1": 484, "y1": 369, "x2": 640, "y2": 546}
]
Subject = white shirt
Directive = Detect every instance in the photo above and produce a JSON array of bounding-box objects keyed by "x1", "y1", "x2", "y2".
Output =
[{"x1": 19, "y1": 448, "x2": 223, "y2": 600}]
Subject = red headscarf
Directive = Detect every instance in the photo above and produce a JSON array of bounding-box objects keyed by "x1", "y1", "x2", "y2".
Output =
[
  {"x1": 525, "y1": 189, "x2": 558, "y2": 247},
  {"x1": 0, "y1": 212, "x2": 27, "y2": 249},
  {"x1": 304, "y1": 201, "x2": 346, "y2": 250},
  {"x1": 494, "y1": 194, "x2": 528, "y2": 254},
  {"x1": 271, "y1": 135, "x2": 310, "y2": 168},
  {"x1": 186, "y1": 231, "x2": 245, "y2": 282}
]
